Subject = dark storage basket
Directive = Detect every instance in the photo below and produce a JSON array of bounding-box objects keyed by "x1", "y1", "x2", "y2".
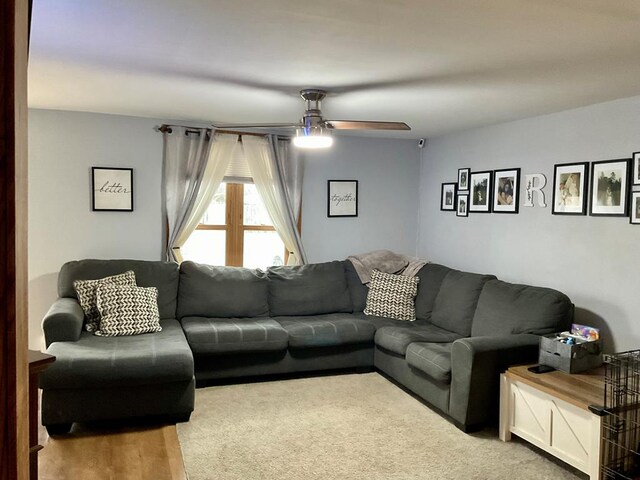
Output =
[
  {"x1": 539, "y1": 334, "x2": 602, "y2": 374},
  {"x1": 601, "y1": 350, "x2": 640, "y2": 480}
]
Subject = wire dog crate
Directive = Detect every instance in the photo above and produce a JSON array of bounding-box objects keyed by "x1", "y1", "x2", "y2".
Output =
[{"x1": 601, "y1": 350, "x2": 640, "y2": 479}]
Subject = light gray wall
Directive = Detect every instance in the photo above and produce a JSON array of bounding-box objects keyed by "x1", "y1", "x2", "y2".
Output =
[
  {"x1": 28, "y1": 110, "x2": 422, "y2": 348},
  {"x1": 301, "y1": 136, "x2": 421, "y2": 262},
  {"x1": 28, "y1": 109, "x2": 165, "y2": 348},
  {"x1": 418, "y1": 95, "x2": 640, "y2": 352}
]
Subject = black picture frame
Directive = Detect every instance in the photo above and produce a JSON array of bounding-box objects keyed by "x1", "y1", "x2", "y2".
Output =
[
  {"x1": 456, "y1": 194, "x2": 469, "y2": 217},
  {"x1": 91, "y1": 167, "x2": 134, "y2": 212},
  {"x1": 633, "y1": 151, "x2": 640, "y2": 186},
  {"x1": 631, "y1": 192, "x2": 640, "y2": 225},
  {"x1": 589, "y1": 159, "x2": 630, "y2": 217},
  {"x1": 327, "y1": 180, "x2": 358, "y2": 217},
  {"x1": 457, "y1": 168, "x2": 470, "y2": 191},
  {"x1": 552, "y1": 162, "x2": 589, "y2": 216},
  {"x1": 469, "y1": 171, "x2": 493, "y2": 213},
  {"x1": 440, "y1": 183, "x2": 457, "y2": 211},
  {"x1": 492, "y1": 168, "x2": 520, "y2": 214}
]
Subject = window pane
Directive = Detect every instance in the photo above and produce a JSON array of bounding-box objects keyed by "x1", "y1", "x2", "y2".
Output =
[
  {"x1": 201, "y1": 183, "x2": 226, "y2": 225},
  {"x1": 244, "y1": 184, "x2": 273, "y2": 226},
  {"x1": 181, "y1": 230, "x2": 226, "y2": 266},
  {"x1": 243, "y1": 230, "x2": 284, "y2": 269}
]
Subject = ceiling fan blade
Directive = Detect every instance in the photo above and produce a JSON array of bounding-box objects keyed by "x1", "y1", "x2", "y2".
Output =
[
  {"x1": 212, "y1": 122, "x2": 301, "y2": 130},
  {"x1": 325, "y1": 120, "x2": 411, "y2": 131}
]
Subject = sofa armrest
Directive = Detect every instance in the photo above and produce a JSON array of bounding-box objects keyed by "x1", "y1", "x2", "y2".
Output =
[
  {"x1": 449, "y1": 334, "x2": 540, "y2": 429},
  {"x1": 42, "y1": 298, "x2": 85, "y2": 347}
]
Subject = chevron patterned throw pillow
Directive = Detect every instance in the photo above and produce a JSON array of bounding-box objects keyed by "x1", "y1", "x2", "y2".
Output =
[
  {"x1": 74, "y1": 270, "x2": 137, "y2": 332},
  {"x1": 94, "y1": 284, "x2": 162, "y2": 336},
  {"x1": 364, "y1": 269, "x2": 419, "y2": 321}
]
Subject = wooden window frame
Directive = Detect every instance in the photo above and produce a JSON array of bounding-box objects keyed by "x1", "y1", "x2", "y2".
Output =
[{"x1": 195, "y1": 182, "x2": 284, "y2": 267}]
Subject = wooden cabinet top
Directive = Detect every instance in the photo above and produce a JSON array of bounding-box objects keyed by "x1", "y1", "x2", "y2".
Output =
[{"x1": 505, "y1": 364, "x2": 604, "y2": 411}]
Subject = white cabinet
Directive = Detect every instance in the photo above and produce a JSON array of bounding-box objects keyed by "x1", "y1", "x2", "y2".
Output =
[{"x1": 500, "y1": 373, "x2": 601, "y2": 479}]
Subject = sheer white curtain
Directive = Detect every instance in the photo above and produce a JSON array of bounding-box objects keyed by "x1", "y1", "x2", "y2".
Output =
[
  {"x1": 163, "y1": 129, "x2": 238, "y2": 262},
  {"x1": 242, "y1": 135, "x2": 307, "y2": 265}
]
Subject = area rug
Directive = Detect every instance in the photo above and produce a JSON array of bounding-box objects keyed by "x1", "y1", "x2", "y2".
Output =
[{"x1": 177, "y1": 373, "x2": 582, "y2": 480}]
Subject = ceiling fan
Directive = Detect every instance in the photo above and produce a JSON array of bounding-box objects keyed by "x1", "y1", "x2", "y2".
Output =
[{"x1": 212, "y1": 88, "x2": 411, "y2": 148}]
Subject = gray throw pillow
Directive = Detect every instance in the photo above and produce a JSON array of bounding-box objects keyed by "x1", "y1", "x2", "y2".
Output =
[
  {"x1": 95, "y1": 284, "x2": 162, "y2": 337},
  {"x1": 364, "y1": 270, "x2": 419, "y2": 321},
  {"x1": 73, "y1": 270, "x2": 137, "y2": 332}
]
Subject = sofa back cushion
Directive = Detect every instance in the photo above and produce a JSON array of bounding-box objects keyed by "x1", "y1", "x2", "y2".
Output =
[
  {"x1": 414, "y1": 263, "x2": 453, "y2": 322},
  {"x1": 177, "y1": 262, "x2": 269, "y2": 318},
  {"x1": 344, "y1": 260, "x2": 369, "y2": 312},
  {"x1": 267, "y1": 261, "x2": 352, "y2": 316},
  {"x1": 58, "y1": 259, "x2": 179, "y2": 320},
  {"x1": 430, "y1": 270, "x2": 496, "y2": 336},
  {"x1": 471, "y1": 279, "x2": 573, "y2": 337}
]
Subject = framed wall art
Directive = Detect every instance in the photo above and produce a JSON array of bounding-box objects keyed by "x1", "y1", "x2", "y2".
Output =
[
  {"x1": 589, "y1": 159, "x2": 630, "y2": 217},
  {"x1": 91, "y1": 167, "x2": 134, "y2": 212},
  {"x1": 457, "y1": 168, "x2": 470, "y2": 191},
  {"x1": 456, "y1": 194, "x2": 469, "y2": 217},
  {"x1": 552, "y1": 162, "x2": 589, "y2": 215},
  {"x1": 633, "y1": 151, "x2": 640, "y2": 186},
  {"x1": 469, "y1": 171, "x2": 492, "y2": 213},
  {"x1": 492, "y1": 168, "x2": 520, "y2": 214},
  {"x1": 327, "y1": 180, "x2": 358, "y2": 217},
  {"x1": 441, "y1": 183, "x2": 457, "y2": 211},
  {"x1": 631, "y1": 192, "x2": 640, "y2": 225}
]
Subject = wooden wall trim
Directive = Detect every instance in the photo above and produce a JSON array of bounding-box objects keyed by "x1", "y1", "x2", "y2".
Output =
[{"x1": 0, "y1": 0, "x2": 30, "y2": 479}]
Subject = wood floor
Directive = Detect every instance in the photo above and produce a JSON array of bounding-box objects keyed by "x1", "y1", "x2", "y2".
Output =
[{"x1": 38, "y1": 422, "x2": 187, "y2": 480}]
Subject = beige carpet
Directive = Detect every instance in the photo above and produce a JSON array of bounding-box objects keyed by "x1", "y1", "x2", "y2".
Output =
[{"x1": 177, "y1": 373, "x2": 583, "y2": 480}]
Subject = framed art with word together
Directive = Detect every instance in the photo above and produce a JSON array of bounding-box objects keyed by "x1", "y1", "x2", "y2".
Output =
[{"x1": 327, "y1": 180, "x2": 358, "y2": 217}]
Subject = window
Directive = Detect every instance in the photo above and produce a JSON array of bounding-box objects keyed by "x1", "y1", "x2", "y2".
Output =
[{"x1": 181, "y1": 182, "x2": 286, "y2": 269}]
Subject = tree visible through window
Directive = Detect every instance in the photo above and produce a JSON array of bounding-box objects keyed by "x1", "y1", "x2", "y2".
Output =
[{"x1": 181, "y1": 182, "x2": 286, "y2": 269}]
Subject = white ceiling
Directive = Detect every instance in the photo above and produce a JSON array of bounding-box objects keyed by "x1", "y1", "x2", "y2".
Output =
[{"x1": 29, "y1": 0, "x2": 640, "y2": 138}]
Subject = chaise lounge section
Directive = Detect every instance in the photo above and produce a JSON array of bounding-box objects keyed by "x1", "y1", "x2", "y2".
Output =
[{"x1": 39, "y1": 258, "x2": 573, "y2": 434}]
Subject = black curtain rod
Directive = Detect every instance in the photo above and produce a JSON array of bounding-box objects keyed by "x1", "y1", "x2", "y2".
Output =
[{"x1": 157, "y1": 124, "x2": 290, "y2": 140}]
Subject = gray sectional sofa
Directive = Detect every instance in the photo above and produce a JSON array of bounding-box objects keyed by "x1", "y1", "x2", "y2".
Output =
[{"x1": 40, "y1": 258, "x2": 573, "y2": 434}]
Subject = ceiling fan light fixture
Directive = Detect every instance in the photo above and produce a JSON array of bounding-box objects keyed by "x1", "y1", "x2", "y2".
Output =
[{"x1": 292, "y1": 125, "x2": 333, "y2": 149}]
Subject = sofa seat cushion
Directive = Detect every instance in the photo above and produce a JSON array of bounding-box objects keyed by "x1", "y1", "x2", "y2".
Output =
[
  {"x1": 275, "y1": 314, "x2": 376, "y2": 348},
  {"x1": 181, "y1": 317, "x2": 288, "y2": 355},
  {"x1": 353, "y1": 312, "x2": 410, "y2": 330},
  {"x1": 374, "y1": 324, "x2": 461, "y2": 356},
  {"x1": 406, "y1": 342, "x2": 453, "y2": 384},
  {"x1": 40, "y1": 319, "x2": 193, "y2": 389}
]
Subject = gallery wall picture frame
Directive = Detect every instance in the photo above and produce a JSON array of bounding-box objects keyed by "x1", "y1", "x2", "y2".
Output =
[
  {"x1": 589, "y1": 158, "x2": 630, "y2": 217},
  {"x1": 633, "y1": 152, "x2": 640, "y2": 186},
  {"x1": 327, "y1": 180, "x2": 358, "y2": 217},
  {"x1": 91, "y1": 167, "x2": 134, "y2": 212},
  {"x1": 631, "y1": 192, "x2": 640, "y2": 225},
  {"x1": 441, "y1": 183, "x2": 457, "y2": 211},
  {"x1": 552, "y1": 162, "x2": 589, "y2": 216},
  {"x1": 469, "y1": 171, "x2": 493, "y2": 213},
  {"x1": 492, "y1": 168, "x2": 520, "y2": 214},
  {"x1": 630, "y1": 192, "x2": 640, "y2": 225},
  {"x1": 456, "y1": 194, "x2": 469, "y2": 217},
  {"x1": 457, "y1": 168, "x2": 470, "y2": 191}
]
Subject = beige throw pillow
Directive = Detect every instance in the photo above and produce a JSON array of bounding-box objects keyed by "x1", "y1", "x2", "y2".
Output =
[
  {"x1": 364, "y1": 269, "x2": 419, "y2": 321},
  {"x1": 73, "y1": 270, "x2": 137, "y2": 332},
  {"x1": 95, "y1": 284, "x2": 162, "y2": 337}
]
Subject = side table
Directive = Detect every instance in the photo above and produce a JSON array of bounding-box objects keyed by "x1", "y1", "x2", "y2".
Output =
[
  {"x1": 500, "y1": 364, "x2": 604, "y2": 480},
  {"x1": 29, "y1": 350, "x2": 55, "y2": 480}
]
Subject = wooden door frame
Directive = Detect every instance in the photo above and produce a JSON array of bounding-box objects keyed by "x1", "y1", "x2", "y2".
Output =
[{"x1": 1, "y1": 0, "x2": 30, "y2": 478}]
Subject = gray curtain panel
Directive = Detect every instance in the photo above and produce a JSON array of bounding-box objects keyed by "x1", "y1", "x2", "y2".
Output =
[
  {"x1": 269, "y1": 135, "x2": 307, "y2": 264},
  {"x1": 163, "y1": 127, "x2": 212, "y2": 262}
]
